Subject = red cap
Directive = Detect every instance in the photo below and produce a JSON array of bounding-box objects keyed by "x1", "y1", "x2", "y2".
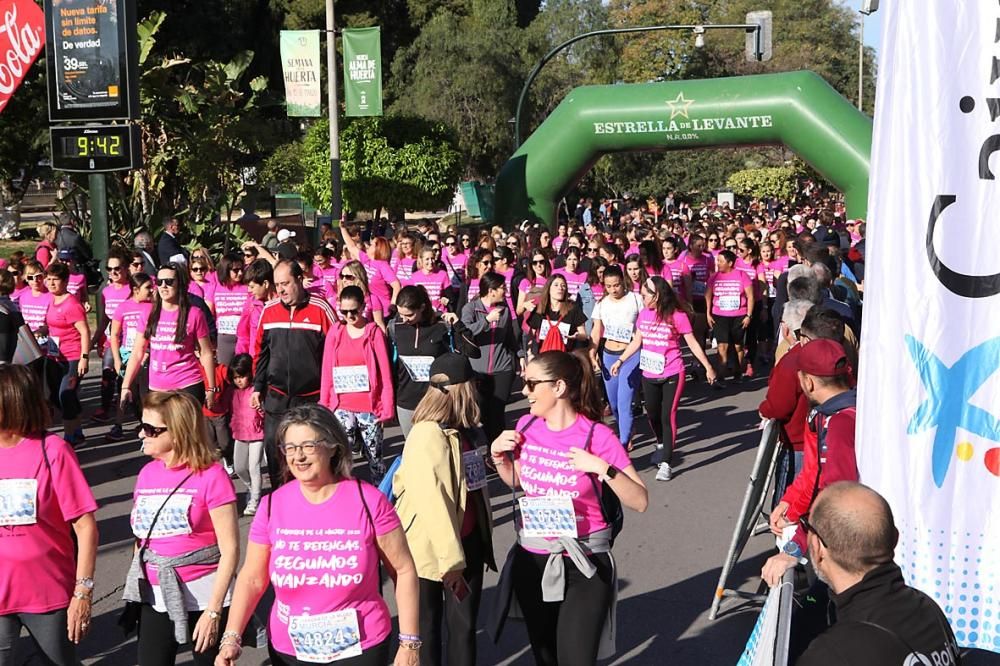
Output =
[{"x1": 797, "y1": 339, "x2": 851, "y2": 377}]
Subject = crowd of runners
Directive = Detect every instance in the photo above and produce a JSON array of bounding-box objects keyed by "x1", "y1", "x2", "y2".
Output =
[{"x1": 5, "y1": 188, "x2": 959, "y2": 666}]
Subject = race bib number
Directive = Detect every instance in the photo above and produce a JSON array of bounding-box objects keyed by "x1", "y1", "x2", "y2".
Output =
[
  {"x1": 463, "y1": 451, "x2": 487, "y2": 492},
  {"x1": 130, "y1": 494, "x2": 193, "y2": 539},
  {"x1": 604, "y1": 323, "x2": 633, "y2": 344},
  {"x1": 333, "y1": 365, "x2": 370, "y2": 394},
  {"x1": 400, "y1": 355, "x2": 434, "y2": 383},
  {"x1": 0, "y1": 479, "x2": 38, "y2": 526},
  {"x1": 639, "y1": 349, "x2": 666, "y2": 375},
  {"x1": 718, "y1": 295, "x2": 741, "y2": 312},
  {"x1": 538, "y1": 320, "x2": 571, "y2": 343},
  {"x1": 768, "y1": 283, "x2": 777, "y2": 298},
  {"x1": 692, "y1": 281, "x2": 707, "y2": 297},
  {"x1": 288, "y1": 610, "x2": 362, "y2": 663},
  {"x1": 519, "y1": 496, "x2": 577, "y2": 538},
  {"x1": 217, "y1": 315, "x2": 239, "y2": 336}
]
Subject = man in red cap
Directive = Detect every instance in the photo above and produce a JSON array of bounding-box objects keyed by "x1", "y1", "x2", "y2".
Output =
[{"x1": 762, "y1": 338, "x2": 858, "y2": 585}]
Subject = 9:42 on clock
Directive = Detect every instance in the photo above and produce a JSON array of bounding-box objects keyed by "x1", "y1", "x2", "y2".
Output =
[{"x1": 50, "y1": 124, "x2": 142, "y2": 173}]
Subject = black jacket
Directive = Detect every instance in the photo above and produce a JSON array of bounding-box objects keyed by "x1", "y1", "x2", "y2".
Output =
[
  {"x1": 388, "y1": 318, "x2": 479, "y2": 410},
  {"x1": 157, "y1": 232, "x2": 187, "y2": 266},
  {"x1": 797, "y1": 563, "x2": 961, "y2": 666}
]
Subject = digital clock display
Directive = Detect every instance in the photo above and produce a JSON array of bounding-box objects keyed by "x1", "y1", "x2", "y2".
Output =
[{"x1": 50, "y1": 124, "x2": 141, "y2": 172}]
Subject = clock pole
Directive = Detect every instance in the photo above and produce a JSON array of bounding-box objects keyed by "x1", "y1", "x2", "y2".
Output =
[{"x1": 88, "y1": 174, "x2": 109, "y2": 280}]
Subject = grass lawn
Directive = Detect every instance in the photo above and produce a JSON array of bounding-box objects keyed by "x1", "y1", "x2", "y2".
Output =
[{"x1": 0, "y1": 239, "x2": 38, "y2": 259}]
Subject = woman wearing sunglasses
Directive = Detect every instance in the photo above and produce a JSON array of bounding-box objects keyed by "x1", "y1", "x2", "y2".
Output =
[
  {"x1": 93, "y1": 249, "x2": 135, "y2": 425},
  {"x1": 210, "y1": 254, "x2": 249, "y2": 366},
  {"x1": 188, "y1": 257, "x2": 214, "y2": 302},
  {"x1": 19, "y1": 260, "x2": 52, "y2": 340},
  {"x1": 457, "y1": 249, "x2": 494, "y2": 313},
  {"x1": 489, "y1": 350, "x2": 647, "y2": 665},
  {"x1": 340, "y1": 228, "x2": 400, "y2": 318},
  {"x1": 121, "y1": 263, "x2": 218, "y2": 411},
  {"x1": 515, "y1": 252, "x2": 551, "y2": 318},
  {"x1": 124, "y1": 391, "x2": 239, "y2": 666},
  {"x1": 217, "y1": 404, "x2": 421, "y2": 666},
  {"x1": 337, "y1": 260, "x2": 387, "y2": 331},
  {"x1": 319, "y1": 285, "x2": 395, "y2": 485},
  {"x1": 441, "y1": 234, "x2": 469, "y2": 285}
]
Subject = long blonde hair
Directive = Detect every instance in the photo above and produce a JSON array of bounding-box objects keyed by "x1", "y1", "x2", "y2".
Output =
[
  {"x1": 143, "y1": 391, "x2": 218, "y2": 471},
  {"x1": 412, "y1": 375, "x2": 481, "y2": 429}
]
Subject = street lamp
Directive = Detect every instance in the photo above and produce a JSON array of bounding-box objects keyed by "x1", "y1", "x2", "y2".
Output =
[
  {"x1": 513, "y1": 12, "x2": 773, "y2": 147},
  {"x1": 858, "y1": 0, "x2": 879, "y2": 112}
]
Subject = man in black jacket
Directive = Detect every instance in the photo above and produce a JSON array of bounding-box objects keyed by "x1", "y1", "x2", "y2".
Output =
[
  {"x1": 157, "y1": 216, "x2": 188, "y2": 266},
  {"x1": 796, "y1": 482, "x2": 961, "y2": 666}
]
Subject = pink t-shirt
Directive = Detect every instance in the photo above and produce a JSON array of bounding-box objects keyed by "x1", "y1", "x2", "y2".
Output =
[
  {"x1": 514, "y1": 414, "x2": 631, "y2": 549},
  {"x1": 113, "y1": 300, "x2": 152, "y2": 351},
  {"x1": 406, "y1": 270, "x2": 450, "y2": 310},
  {"x1": 131, "y1": 460, "x2": 236, "y2": 585},
  {"x1": 553, "y1": 268, "x2": 587, "y2": 300},
  {"x1": 230, "y1": 386, "x2": 265, "y2": 441},
  {"x1": 67, "y1": 273, "x2": 86, "y2": 303},
  {"x1": 249, "y1": 480, "x2": 401, "y2": 656},
  {"x1": 735, "y1": 258, "x2": 764, "y2": 301},
  {"x1": 0, "y1": 435, "x2": 98, "y2": 614},
  {"x1": 320, "y1": 265, "x2": 340, "y2": 297},
  {"x1": 661, "y1": 258, "x2": 691, "y2": 299},
  {"x1": 391, "y1": 256, "x2": 416, "y2": 282},
  {"x1": 359, "y1": 251, "x2": 396, "y2": 316},
  {"x1": 101, "y1": 282, "x2": 132, "y2": 336},
  {"x1": 442, "y1": 252, "x2": 468, "y2": 282},
  {"x1": 635, "y1": 308, "x2": 693, "y2": 379},
  {"x1": 211, "y1": 282, "x2": 250, "y2": 337},
  {"x1": 19, "y1": 290, "x2": 52, "y2": 332},
  {"x1": 144, "y1": 306, "x2": 210, "y2": 391},
  {"x1": 46, "y1": 296, "x2": 87, "y2": 361},
  {"x1": 708, "y1": 269, "x2": 752, "y2": 317},
  {"x1": 10, "y1": 284, "x2": 31, "y2": 307},
  {"x1": 683, "y1": 253, "x2": 713, "y2": 299}
]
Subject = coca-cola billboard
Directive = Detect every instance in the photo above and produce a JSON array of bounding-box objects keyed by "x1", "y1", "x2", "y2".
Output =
[{"x1": 0, "y1": 0, "x2": 46, "y2": 114}]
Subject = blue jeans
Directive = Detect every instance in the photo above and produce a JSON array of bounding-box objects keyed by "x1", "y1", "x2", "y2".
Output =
[
  {"x1": 772, "y1": 447, "x2": 804, "y2": 509},
  {"x1": 601, "y1": 349, "x2": 641, "y2": 446}
]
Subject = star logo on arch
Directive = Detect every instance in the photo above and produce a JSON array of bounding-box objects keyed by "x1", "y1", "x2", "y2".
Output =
[
  {"x1": 905, "y1": 334, "x2": 1000, "y2": 486},
  {"x1": 667, "y1": 92, "x2": 695, "y2": 120}
]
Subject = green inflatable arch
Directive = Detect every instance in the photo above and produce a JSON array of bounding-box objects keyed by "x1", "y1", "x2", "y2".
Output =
[{"x1": 495, "y1": 70, "x2": 872, "y2": 227}]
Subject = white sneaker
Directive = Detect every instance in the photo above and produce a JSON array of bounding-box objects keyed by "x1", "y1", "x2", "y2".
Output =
[
  {"x1": 655, "y1": 462, "x2": 672, "y2": 482},
  {"x1": 243, "y1": 498, "x2": 259, "y2": 516},
  {"x1": 651, "y1": 445, "x2": 664, "y2": 465}
]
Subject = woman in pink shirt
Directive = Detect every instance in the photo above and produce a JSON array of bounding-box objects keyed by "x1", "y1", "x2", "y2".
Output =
[
  {"x1": 109, "y1": 272, "x2": 154, "y2": 440},
  {"x1": 610, "y1": 277, "x2": 716, "y2": 481},
  {"x1": 516, "y1": 250, "x2": 551, "y2": 318},
  {"x1": 552, "y1": 247, "x2": 587, "y2": 301},
  {"x1": 489, "y1": 351, "x2": 648, "y2": 665},
  {"x1": 121, "y1": 263, "x2": 218, "y2": 411},
  {"x1": 19, "y1": 260, "x2": 51, "y2": 335},
  {"x1": 125, "y1": 390, "x2": 239, "y2": 666},
  {"x1": 319, "y1": 285, "x2": 395, "y2": 485},
  {"x1": 94, "y1": 249, "x2": 134, "y2": 424},
  {"x1": 43, "y1": 262, "x2": 91, "y2": 446},
  {"x1": 441, "y1": 234, "x2": 469, "y2": 284},
  {"x1": 0, "y1": 364, "x2": 99, "y2": 666},
  {"x1": 188, "y1": 255, "x2": 215, "y2": 302},
  {"x1": 391, "y1": 233, "x2": 420, "y2": 283},
  {"x1": 706, "y1": 250, "x2": 755, "y2": 382},
  {"x1": 210, "y1": 254, "x2": 249, "y2": 366},
  {"x1": 56, "y1": 250, "x2": 88, "y2": 308},
  {"x1": 341, "y1": 228, "x2": 400, "y2": 317},
  {"x1": 337, "y1": 260, "x2": 387, "y2": 331},
  {"x1": 217, "y1": 404, "x2": 421, "y2": 666},
  {"x1": 405, "y1": 248, "x2": 451, "y2": 312},
  {"x1": 33, "y1": 222, "x2": 58, "y2": 269}
]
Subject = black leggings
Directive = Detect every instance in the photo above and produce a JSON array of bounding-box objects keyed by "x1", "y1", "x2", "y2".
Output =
[
  {"x1": 418, "y1": 534, "x2": 486, "y2": 666},
  {"x1": 476, "y1": 371, "x2": 515, "y2": 444},
  {"x1": 512, "y1": 547, "x2": 614, "y2": 666},
  {"x1": 641, "y1": 373, "x2": 685, "y2": 465},
  {"x1": 0, "y1": 608, "x2": 75, "y2": 665},
  {"x1": 137, "y1": 604, "x2": 229, "y2": 666},
  {"x1": 268, "y1": 637, "x2": 390, "y2": 665}
]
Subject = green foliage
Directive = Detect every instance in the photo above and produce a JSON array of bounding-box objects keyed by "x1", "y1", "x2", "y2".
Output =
[
  {"x1": 726, "y1": 166, "x2": 799, "y2": 201},
  {"x1": 259, "y1": 141, "x2": 307, "y2": 192},
  {"x1": 0, "y1": 62, "x2": 49, "y2": 206},
  {"x1": 300, "y1": 116, "x2": 463, "y2": 215}
]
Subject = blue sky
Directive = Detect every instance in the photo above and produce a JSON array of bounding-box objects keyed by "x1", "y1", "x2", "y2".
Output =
[{"x1": 838, "y1": 0, "x2": 882, "y2": 52}]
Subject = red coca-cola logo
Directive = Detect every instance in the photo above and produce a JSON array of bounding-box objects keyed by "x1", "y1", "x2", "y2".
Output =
[{"x1": 0, "y1": 0, "x2": 45, "y2": 114}]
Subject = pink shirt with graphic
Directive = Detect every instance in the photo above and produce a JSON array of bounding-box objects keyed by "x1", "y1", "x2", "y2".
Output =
[
  {"x1": 735, "y1": 258, "x2": 764, "y2": 301},
  {"x1": 211, "y1": 282, "x2": 251, "y2": 337},
  {"x1": 708, "y1": 269, "x2": 752, "y2": 317},
  {"x1": 249, "y1": 480, "x2": 401, "y2": 655},
  {"x1": 46, "y1": 296, "x2": 87, "y2": 361},
  {"x1": 0, "y1": 435, "x2": 98, "y2": 614},
  {"x1": 359, "y1": 251, "x2": 397, "y2": 316},
  {"x1": 143, "y1": 306, "x2": 210, "y2": 391},
  {"x1": 319, "y1": 265, "x2": 340, "y2": 297},
  {"x1": 19, "y1": 290, "x2": 52, "y2": 332},
  {"x1": 661, "y1": 258, "x2": 692, "y2": 299},
  {"x1": 113, "y1": 300, "x2": 153, "y2": 351},
  {"x1": 391, "y1": 256, "x2": 417, "y2": 282},
  {"x1": 230, "y1": 386, "x2": 264, "y2": 441},
  {"x1": 131, "y1": 460, "x2": 236, "y2": 585},
  {"x1": 67, "y1": 273, "x2": 86, "y2": 304},
  {"x1": 11, "y1": 284, "x2": 31, "y2": 308},
  {"x1": 405, "y1": 269, "x2": 450, "y2": 311},
  {"x1": 514, "y1": 414, "x2": 631, "y2": 551},
  {"x1": 760, "y1": 258, "x2": 787, "y2": 298},
  {"x1": 442, "y1": 252, "x2": 468, "y2": 282},
  {"x1": 101, "y1": 282, "x2": 132, "y2": 336},
  {"x1": 635, "y1": 308, "x2": 692, "y2": 379},
  {"x1": 682, "y1": 252, "x2": 714, "y2": 299},
  {"x1": 552, "y1": 268, "x2": 587, "y2": 300}
]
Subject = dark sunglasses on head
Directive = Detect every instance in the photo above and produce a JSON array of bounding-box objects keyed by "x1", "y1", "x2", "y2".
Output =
[
  {"x1": 158, "y1": 278, "x2": 177, "y2": 287},
  {"x1": 138, "y1": 422, "x2": 169, "y2": 437}
]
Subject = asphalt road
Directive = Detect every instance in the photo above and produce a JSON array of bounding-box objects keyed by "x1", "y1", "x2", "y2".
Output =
[{"x1": 13, "y1": 369, "x2": 1000, "y2": 665}]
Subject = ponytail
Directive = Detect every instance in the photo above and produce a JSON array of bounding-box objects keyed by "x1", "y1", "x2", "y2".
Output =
[{"x1": 533, "y1": 350, "x2": 603, "y2": 422}]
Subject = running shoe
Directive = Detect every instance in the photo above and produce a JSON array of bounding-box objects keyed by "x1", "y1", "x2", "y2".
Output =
[
  {"x1": 244, "y1": 499, "x2": 259, "y2": 517},
  {"x1": 655, "y1": 462, "x2": 672, "y2": 482},
  {"x1": 69, "y1": 429, "x2": 86, "y2": 448},
  {"x1": 651, "y1": 445, "x2": 664, "y2": 466},
  {"x1": 223, "y1": 460, "x2": 237, "y2": 478},
  {"x1": 91, "y1": 408, "x2": 113, "y2": 423},
  {"x1": 106, "y1": 424, "x2": 125, "y2": 442}
]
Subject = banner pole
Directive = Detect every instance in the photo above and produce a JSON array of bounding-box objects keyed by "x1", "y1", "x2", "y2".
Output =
[{"x1": 326, "y1": 0, "x2": 342, "y2": 235}]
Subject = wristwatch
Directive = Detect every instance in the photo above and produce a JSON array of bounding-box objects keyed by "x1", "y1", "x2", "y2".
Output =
[
  {"x1": 76, "y1": 577, "x2": 94, "y2": 590},
  {"x1": 206, "y1": 609, "x2": 222, "y2": 620},
  {"x1": 599, "y1": 464, "x2": 620, "y2": 483},
  {"x1": 782, "y1": 540, "x2": 803, "y2": 559}
]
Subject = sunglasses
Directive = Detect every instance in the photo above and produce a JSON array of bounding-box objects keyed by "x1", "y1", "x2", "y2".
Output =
[
  {"x1": 230, "y1": 267, "x2": 243, "y2": 273},
  {"x1": 461, "y1": 238, "x2": 470, "y2": 243},
  {"x1": 191, "y1": 266, "x2": 206, "y2": 273},
  {"x1": 106, "y1": 265, "x2": 123, "y2": 272},
  {"x1": 480, "y1": 261, "x2": 493, "y2": 267},
  {"x1": 139, "y1": 422, "x2": 168, "y2": 437},
  {"x1": 340, "y1": 307, "x2": 360, "y2": 316},
  {"x1": 708, "y1": 237, "x2": 720, "y2": 242},
  {"x1": 25, "y1": 274, "x2": 41, "y2": 281},
  {"x1": 158, "y1": 278, "x2": 177, "y2": 287},
  {"x1": 243, "y1": 253, "x2": 254, "y2": 258},
  {"x1": 445, "y1": 241, "x2": 456, "y2": 247},
  {"x1": 587, "y1": 248, "x2": 598, "y2": 253},
  {"x1": 131, "y1": 261, "x2": 144, "y2": 267},
  {"x1": 532, "y1": 259, "x2": 546, "y2": 265},
  {"x1": 798, "y1": 515, "x2": 828, "y2": 548},
  {"x1": 341, "y1": 274, "x2": 357, "y2": 281},
  {"x1": 725, "y1": 245, "x2": 738, "y2": 250},
  {"x1": 524, "y1": 378, "x2": 558, "y2": 392}
]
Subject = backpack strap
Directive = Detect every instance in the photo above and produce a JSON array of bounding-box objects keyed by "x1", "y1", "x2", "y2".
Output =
[
  {"x1": 581, "y1": 421, "x2": 611, "y2": 526},
  {"x1": 508, "y1": 416, "x2": 539, "y2": 533}
]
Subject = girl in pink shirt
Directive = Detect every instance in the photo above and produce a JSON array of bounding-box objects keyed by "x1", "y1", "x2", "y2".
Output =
[
  {"x1": 227, "y1": 354, "x2": 265, "y2": 516},
  {"x1": 391, "y1": 233, "x2": 419, "y2": 283},
  {"x1": 552, "y1": 247, "x2": 587, "y2": 301},
  {"x1": 516, "y1": 250, "x2": 551, "y2": 318},
  {"x1": 44, "y1": 262, "x2": 91, "y2": 446},
  {"x1": 127, "y1": 390, "x2": 238, "y2": 666},
  {"x1": 210, "y1": 254, "x2": 249, "y2": 366},
  {"x1": 489, "y1": 351, "x2": 648, "y2": 665},
  {"x1": 661, "y1": 236, "x2": 693, "y2": 304},
  {"x1": 235, "y1": 259, "x2": 275, "y2": 357},
  {"x1": 441, "y1": 234, "x2": 469, "y2": 284},
  {"x1": 19, "y1": 260, "x2": 52, "y2": 334},
  {"x1": 95, "y1": 249, "x2": 134, "y2": 424},
  {"x1": 610, "y1": 277, "x2": 716, "y2": 481},
  {"x1": 0, "y1": 364, "x2": 98, "y2": 665},
  {"x1": 405, "y1": 249, "x2": 451, "y2": 312},
  {"x1": 110, "y1": 272, "x2": 154, "y2": 439}
]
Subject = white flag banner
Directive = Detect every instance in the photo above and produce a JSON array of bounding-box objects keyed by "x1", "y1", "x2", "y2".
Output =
[{"x1": 859, "y1": 0, "x2": 1000, "y2": 655}]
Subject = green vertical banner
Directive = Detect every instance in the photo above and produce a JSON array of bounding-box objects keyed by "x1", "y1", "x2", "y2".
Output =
[
  {"x1": 342, "y1": 27, "x2": 383, "y2": 117},
  {"x1": 279, "y1": 30, "x2": 321, "y2": 117}
]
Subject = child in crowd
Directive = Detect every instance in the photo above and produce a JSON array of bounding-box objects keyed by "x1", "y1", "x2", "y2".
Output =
[{"x1": 228, "y1": 353, "x2": 265, "y2": 515}]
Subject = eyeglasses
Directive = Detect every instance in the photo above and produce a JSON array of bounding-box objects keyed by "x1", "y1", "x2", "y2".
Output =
[
  {"x1": 279, "y1": 440, "x2": 328, "y2": 456},
  {"x1": 340, "y1": 307, "x2": 360, "y2": 316},
  {"x1": 139, "y1": 422, "x2": 169, "y2": 437},
  {"x1": 191, "y1": 266, "x2": 206, "y2": 273},
  {"x1": 158, "y1": 278, "x2": 177, "y2": 287},
  {"x1": 524, "y1": 378, "x2": 558, "y2": 392},
  {"x1": 25, "y1": 274, "x2": 41, "y2": 281},
  {"x1": 798, "y1": 515, "x2": 828, "y2": 548},
  {"x1": 708, "y1": 237, "x2": 720, "y2": 242}
]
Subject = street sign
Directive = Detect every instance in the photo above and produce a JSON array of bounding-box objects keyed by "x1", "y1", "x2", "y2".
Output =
[
  {"x1": 43, "y1": 0, "x2": 139, "y2": 121},
  {"x1": 50, "y1": 123, "x2": 141, "y2": 172}
]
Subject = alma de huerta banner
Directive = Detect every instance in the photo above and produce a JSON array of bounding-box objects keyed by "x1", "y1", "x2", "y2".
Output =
[{"x1": 342, "y1": 26, "x2": 382, "y2": 117}]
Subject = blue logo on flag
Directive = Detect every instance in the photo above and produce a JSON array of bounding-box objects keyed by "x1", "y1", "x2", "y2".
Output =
[{"x1": 905, "y1": 335, "x2": 1000, "y2": 486}]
